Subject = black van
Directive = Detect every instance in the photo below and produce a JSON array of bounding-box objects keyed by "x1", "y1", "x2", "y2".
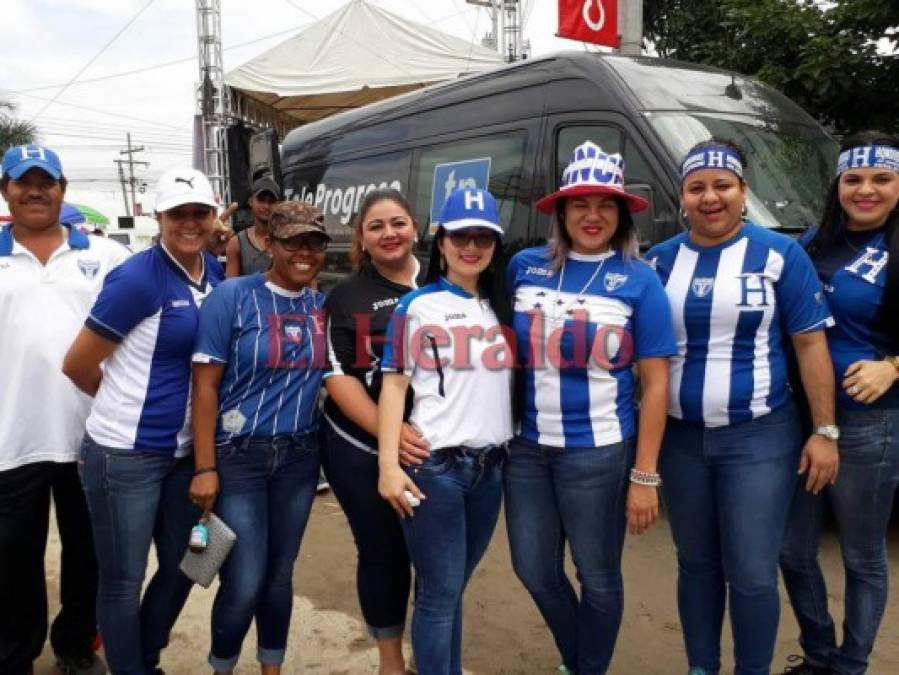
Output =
[{"x1": 279, "y1": 51, "x2": 837, "y2": 285}]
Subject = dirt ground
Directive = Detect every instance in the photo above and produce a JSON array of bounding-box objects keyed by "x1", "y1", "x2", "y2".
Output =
[{"x1": 37, "y1": 495, "x2": 899, "y2": 674}]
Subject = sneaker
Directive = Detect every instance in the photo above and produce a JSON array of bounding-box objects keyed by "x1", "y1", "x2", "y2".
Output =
[
  {"x1": 558, "y1": 666, "x2": 576, "y2": 675},
  {"x1": 688, "y1": 669, "x2": 712, "y2": 675},
  {"x1": 316, "y1": 468, "x2": 330, "y2": 493},
  {"x1": 781, "y1": 655, "x2": 832, "y2": 674},
  {"x1": 54, "y1": 651, "x2": 107, "y2": 675}
]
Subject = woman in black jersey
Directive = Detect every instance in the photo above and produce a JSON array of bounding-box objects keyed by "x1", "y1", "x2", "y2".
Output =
[{"x1": 322, "y1": 188, "x2": 428, "y2": 675}]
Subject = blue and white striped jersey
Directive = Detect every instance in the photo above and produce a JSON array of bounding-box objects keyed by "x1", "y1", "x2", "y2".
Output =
[
  {"x1": 508, "y1": 247, "x2": 676, "y2": 448},
  {"x1": 647, "y1": 223, "x2": 832, "y2": 427},
  {"x1": 85, "y1": 245, "x2": 223, "y2": 454},
  {"x1": 193, "y1": 274, "x2": 327, "y2": 442},
  {"x1": 802, "y1": 226, "x2": 897, "y2": 410},
  {"x1": 382, "y1": 277, "x2": 512, "y2": 450}
]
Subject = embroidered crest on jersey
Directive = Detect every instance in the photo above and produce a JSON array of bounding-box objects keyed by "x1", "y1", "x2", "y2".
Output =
[
  {"x1": 221, "y1": 409, "x2": 246, "y2": 433},
  {"x1": 691, "y1": 277, "x2": 714, "y2": 298},
  {"x1": 78, "y1": 259, "x2": 100, "y2": 279},
  {"x1": 844, "y1": 247, "x2": 888, "y2": 284},
  {"x1": 284, "y1": 322, "x2": 303, "y2": 342},
  {"x1": 604, "y1": 272, "x2": 628, "y2": 292}
]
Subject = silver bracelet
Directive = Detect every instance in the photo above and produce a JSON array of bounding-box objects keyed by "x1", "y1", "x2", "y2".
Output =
[{"x1": 629, "y1": 468, "x2": 662, "y2": 487}]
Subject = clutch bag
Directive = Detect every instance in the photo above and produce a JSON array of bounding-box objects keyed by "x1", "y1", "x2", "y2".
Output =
[{"x1": 179, "y1": 512, "x2": 237, "y2": 588}]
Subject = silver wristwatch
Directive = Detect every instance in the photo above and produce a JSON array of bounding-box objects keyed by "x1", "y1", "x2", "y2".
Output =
[{"x1": 814, "y1": 425, "x2": 840, "y2": 441}]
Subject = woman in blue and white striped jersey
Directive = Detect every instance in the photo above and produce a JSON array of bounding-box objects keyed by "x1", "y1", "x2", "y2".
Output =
[
  {"x1": 504, "y1": 140, "x2": 675, "y2": 675},
  {"x1": 647, "y1": 138, "x2": 838, "y2": 675},
  {"x1": 190, "y1": 201, "x2": 329, "y2": 674},
  {"x1": 779, "y1": 131, "x2": 899, "y2": 675}
]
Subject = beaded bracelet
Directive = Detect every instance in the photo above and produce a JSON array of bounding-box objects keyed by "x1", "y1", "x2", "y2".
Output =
[{"x1": 629, "y1": 468, "x2": 662, "y2": 487}]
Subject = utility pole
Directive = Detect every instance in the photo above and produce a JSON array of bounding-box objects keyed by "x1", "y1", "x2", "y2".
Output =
[
  {"x1": 116, "y1": 133, "x2": 149, "y2": 216},
  {"x1": 114, "y1": 160, "x2": 130, "y2": 216},
  {"x1": 618, "y1": 0, "x2": 644, "y2": 56}
]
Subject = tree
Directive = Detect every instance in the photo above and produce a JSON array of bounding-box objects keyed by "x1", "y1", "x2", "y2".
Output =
[
  {"x1": 643, "y1": 0, "x2": 899, "y2": 136},
  {"x1": 0, "y1": 99, "x2": 36, "y2": 156}
]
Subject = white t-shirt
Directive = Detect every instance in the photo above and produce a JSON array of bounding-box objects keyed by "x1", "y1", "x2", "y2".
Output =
[
  {"x1": 382, "y1": 276, "x2": 512, "y2": 449},
  {"x1": 0, "y1": 224, "x2": 130, "y2": 471}
]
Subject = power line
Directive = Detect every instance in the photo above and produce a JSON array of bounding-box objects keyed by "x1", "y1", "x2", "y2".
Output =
[
  {"x1": 3, "y1": 24, "x2": 309, "y2": 96},
  {"x1": 28, "y1": 0, "x2": 157, "y2": 123}
]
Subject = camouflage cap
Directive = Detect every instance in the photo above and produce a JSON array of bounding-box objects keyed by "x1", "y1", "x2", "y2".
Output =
[{"x1": 268, "y1": 201, "x2": 329, "y2": 240}]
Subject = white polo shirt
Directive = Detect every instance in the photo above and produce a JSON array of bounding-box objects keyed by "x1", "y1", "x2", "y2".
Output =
[{"x1": 0, "y1": 224, "x2": 130, "y2": 472}]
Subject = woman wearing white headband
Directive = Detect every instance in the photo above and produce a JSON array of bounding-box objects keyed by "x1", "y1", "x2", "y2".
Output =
[
  {"x1": 505, "y1": 141, "x2": 676, "y2": 674},
  {"x1": 779, "y1": 131, "x2": 899, "y2": 675},
  {"x1": 646, "y1": 138, "x2": 838, "y2": 675}
]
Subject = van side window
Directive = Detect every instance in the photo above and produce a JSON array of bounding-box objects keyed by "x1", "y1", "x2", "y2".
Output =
[{"x1": 413, "y1": 132, "x2": 527, "y2": 238}]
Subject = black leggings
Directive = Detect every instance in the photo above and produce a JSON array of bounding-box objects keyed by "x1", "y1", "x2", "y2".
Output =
[{"x1": 321, "y1": 424, "x2": 411, "y2": 639}]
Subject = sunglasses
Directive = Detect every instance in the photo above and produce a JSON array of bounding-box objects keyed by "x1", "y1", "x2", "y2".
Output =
[
  {"x1": 446, "y1": 229, "x2": 497, "y2": 249},
  {"x1": 272, "y1": 233, "x2": 329, "y2": 252}
]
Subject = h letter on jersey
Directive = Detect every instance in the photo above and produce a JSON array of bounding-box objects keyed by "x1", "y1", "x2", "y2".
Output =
[{"x1": 844, "y1": 247, "x2": 888, "y2": 284}]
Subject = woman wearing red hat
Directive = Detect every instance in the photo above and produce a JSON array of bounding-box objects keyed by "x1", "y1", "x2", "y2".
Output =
[{"x1": 504, "y1": 141, "x2": 676, "y2": 674}]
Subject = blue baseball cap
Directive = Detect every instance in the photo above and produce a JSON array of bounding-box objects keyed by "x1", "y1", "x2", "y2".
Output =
[
  {"x1": 437, "y1": 187, "x2": 503, "y2": 236},
  {"x1": 2, "y1": 144, "x2": 64, "y2": 180}
]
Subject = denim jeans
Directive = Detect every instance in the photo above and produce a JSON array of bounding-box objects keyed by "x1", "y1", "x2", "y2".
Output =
[
  {"x1": 321, "y1": 424, "x2": 410, "y2": 639},
  {"x1": 780, "y1": 407, "x2": 899, "y2": 675},
  {"x1": 660, "y1": 403, "x2": 801, "y2": 675},
  {"x1": 209, "y1": 432, "x2": 320, "y2": 671},
  {"x1": 400, "y1": 446, "x2": 504, "y2": 675},
  {"x1": 503, "y1": 436, "x2": 635, "y2": 675},
  {"x1": 79, "y1": 435, "x2": 199, "y2": 675}
]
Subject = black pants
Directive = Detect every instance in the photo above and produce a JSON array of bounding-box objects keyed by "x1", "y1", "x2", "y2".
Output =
[
  {"x1": 321, "y1": 425, "x2": 411, "y2": 638},
  {"x1": 0, "y1": 462, "x2": 98, "y2": 675}
]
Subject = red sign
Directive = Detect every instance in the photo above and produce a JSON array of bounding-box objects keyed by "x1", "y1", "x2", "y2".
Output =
[{"x1": 558, "y1": 0, "x2": 619, "y2": 48}]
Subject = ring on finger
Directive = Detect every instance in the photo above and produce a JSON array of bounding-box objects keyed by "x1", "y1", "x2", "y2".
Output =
[{"x1": 848, "y1": 384, "x2": 860, "y2": 395}]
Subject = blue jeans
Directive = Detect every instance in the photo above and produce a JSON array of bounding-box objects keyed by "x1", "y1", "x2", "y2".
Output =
[
  {"x1": 780, "y1": 407, "x2": 899, "y2": 675},
  {"x1": 503, "y1": 436, "x2": 635, "y2": 675},
  {"x1": 209, "y1": 433, "x2": 320, "y2": 671},
  {"x1": 79, "y1": 436, "x2": 199, "y2": 675},
  {"x1": 660, "y1": 403, "x2": 801, "y2": 675},
  {"x1": 401, "y1": 446, "x2": 504, "y2": 675}
]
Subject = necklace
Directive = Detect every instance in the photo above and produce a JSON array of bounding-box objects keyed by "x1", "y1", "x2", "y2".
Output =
[{"x1": 550, "y1": 253, "x2": 611, "y2": 321}]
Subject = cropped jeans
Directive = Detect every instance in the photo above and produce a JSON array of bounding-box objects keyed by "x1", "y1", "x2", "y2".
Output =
[
  {"x1": 780, "y1": 407, "x2": 899, "y2": 675},
  {"x1": 660, "y1": 403, "x2": 802, "y2": 675},
  {"x1": 503, "y1": 436, "x2": 635, "y2": 675},
  {"x1": 79, "y1": 435, "x2": 199, "y2": 675},
  {"x1": 208, "y1": 432, "x2": 320, "y2": 671},
  {"x1": 400, "y1": 445, "x2": 505, "y2": 675}
]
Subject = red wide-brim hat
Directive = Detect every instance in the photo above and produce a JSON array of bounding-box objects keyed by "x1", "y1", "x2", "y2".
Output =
[{"x1": 535, "y1": 183, "x2": 650, "y2": 215}]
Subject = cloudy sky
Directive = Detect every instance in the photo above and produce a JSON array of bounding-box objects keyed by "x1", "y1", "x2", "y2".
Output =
[{"x1": 0, "y1": 0, "x2": 586, "y2": 218}]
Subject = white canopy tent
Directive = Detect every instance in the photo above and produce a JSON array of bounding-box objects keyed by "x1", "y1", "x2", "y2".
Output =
[{"x1": 224, "y1": 0, "x2": 504, "y2": 134}]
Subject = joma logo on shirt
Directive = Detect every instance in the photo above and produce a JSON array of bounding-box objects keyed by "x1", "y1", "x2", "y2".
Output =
[
  {"x1": 526, "y1": 266, "x2": 553, "y2": 277},
  {"x1": 372, "y1": 297, "x2": 399, "y2": 312},
  {"x1": 444, "y1": 312, "x2": 467, "y2": 321}
]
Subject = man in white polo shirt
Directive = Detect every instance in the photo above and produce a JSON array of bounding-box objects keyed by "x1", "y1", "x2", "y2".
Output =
[{"x1": 0, "y1": 145, "x2": 129, "y2": 675}]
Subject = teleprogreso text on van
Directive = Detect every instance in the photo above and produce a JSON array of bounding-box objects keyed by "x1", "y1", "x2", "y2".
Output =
[{"x1": 279, "y1": 51, "x2": 838, "y2": 285}]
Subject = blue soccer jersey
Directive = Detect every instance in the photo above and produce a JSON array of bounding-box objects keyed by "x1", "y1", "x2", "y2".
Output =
[
  {"x1": 508, "y1": 247, "x2": 677, "y2": 448},
  {"x1": 802, "y1": 226, "x2": 897, "y2": 410},
  {"x1": 85, "y1": 245, "x2": 224, "y2": 454},
  {"x1": 647, "y1": 223, "x2": 832, "y2": 427},
  {"x1": 193, "y1": 274, "x2": 327, "y2": 442}
]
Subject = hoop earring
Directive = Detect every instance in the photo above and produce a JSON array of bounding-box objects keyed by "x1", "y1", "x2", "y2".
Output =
[
  {"x1": 680, "y1": 208, "x2": 688, "y2": 220},
  {"x1": 741, "y1": 203, "x2": 748, "y2": 218}
]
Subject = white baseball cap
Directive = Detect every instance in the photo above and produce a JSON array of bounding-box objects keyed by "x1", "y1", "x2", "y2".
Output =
[{"x1": 154, "y1": 167, "x2": 218, "y2": 213}]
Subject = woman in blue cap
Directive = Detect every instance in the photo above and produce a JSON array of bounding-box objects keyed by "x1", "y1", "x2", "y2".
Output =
[
  {"x1": 377, "y1": 186, "x2": 512, "y2": 675},
  {"x1": 779, "y1": 131, "x2": 899, "y2": 675},
  {"x1": 647, "y1": 138, "x2": 838, "y2": 675},
  {"x1": 505, "y1": 140, "x2": 676, "y2": 675}
]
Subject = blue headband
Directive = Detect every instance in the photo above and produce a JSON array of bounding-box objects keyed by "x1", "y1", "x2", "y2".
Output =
[
  {"x1": 681, "y1": 146, "x2": 744, "y2": 181},
  {"x1": 836, "y1": 145, "x2": 899, "y2": 176}
]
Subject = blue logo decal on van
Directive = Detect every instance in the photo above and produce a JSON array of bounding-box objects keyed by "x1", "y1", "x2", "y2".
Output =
[{"x1": 430, "y1": 158, "x2": 491, "y2": 226}]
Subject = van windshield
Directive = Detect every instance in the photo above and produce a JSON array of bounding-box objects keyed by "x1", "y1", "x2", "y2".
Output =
[{"x1": 647, "y1": 112, "x2": 838, "y2": 231}]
